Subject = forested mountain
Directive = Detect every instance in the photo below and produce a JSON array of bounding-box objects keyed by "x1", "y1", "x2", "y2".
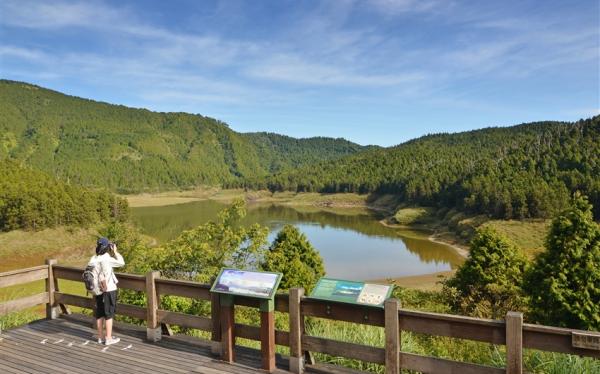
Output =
[
  {"x1": 2, "y1": 80, "x2": 598, "y2": 221},
  {"x1": 0, "y1": 160, "x2": 128, "y2": 231},
  {"x1": 243, "y1": 117, "x2": 600, "y2": 219},
  {"x1": 0, "y1": 80, "x2": 367, "y2": 192}
]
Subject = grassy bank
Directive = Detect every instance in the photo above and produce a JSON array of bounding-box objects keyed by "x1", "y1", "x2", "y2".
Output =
[
  {"x1": 391, "y1": 207, "x2": 551, "y2": 259},
  {"x1": 0, "y1": 226, "x2": 97, "y2": 330},
  {"x1": 125, "y1": 188, "x2": 392, "y2": 210},
  {"x1": 0, "y1": 226, "x2": 99, "y2": 273}
]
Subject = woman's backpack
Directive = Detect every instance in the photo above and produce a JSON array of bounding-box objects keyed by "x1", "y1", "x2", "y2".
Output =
[{"x1": 82, "y1": 263, "x2": 103, "y2": 296}]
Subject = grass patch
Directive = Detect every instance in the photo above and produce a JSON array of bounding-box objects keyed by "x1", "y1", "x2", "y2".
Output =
[
  {"x1": 125, "y1": 188, "x2": 373, "y2": 208},
  {"x1": 393, "y1": 207, "x2": 436, "y2": 225},
  {"x1": 0, "y1": 226, "x2": 97, "y2": 272},
  {"x1": 482, "y1": 219, "x2": 550, "y2": 258}
]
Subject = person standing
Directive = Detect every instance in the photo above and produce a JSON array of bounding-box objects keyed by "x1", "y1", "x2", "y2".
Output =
[{"x1": 88, "y1": 237, "x2": 125, "y2": 345}]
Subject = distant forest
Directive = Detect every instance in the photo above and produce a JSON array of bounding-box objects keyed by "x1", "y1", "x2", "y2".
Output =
[
  {"x1": 0, "y1": 80, "x2": 367, "y2": 193},
  {"x1": 242, "y1": 117, "x2": 600, "y2": 219},
  {"x1": 1, "y1": 80, "x2": 598, "y2": 221},
  {"x1": 0, "y1": 160, "x2": 128, "y2": 231}
]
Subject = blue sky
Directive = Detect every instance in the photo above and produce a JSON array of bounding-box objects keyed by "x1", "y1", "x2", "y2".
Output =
[{"x1": 0, "y1": 0, "x2": 598, "y2": 146}]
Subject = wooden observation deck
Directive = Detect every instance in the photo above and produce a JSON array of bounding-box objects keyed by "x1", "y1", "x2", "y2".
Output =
[{"x1": 1, "y1": 260, "x2": 598, "y2": 373}]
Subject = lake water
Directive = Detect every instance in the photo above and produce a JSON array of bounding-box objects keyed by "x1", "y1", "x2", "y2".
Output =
[{"x1": 131, "y1": 200, "x2": 464, "y2": 281}]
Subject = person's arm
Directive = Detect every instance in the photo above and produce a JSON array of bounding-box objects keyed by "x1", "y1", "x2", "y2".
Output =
[
  {"x1": 107, "y1": 252, "x2": 125, "y2": 268},
  {"x1": 107, "y1": 245, "x2": 125, "y2": 268}
]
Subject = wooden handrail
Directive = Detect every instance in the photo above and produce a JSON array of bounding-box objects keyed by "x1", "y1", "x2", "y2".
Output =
[
  {"x1": 0, "y1": 264, "x2": 51, "y2": 318},
  {"x1": 4, "y1": 261, "x2": 600, "y2": 374},
  {"x1": 0, "y1": 265, "x2": 48, "y2": 288}
]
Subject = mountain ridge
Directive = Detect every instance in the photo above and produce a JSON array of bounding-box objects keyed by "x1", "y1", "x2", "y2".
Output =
[
  {"x1": 244, "y1": 116, "x2": 600, "y2": 219},
  {"x1": 0, "y1": 79, "x2": 368, "y2": 192}
]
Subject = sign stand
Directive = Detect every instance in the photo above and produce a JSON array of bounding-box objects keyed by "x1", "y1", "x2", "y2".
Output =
[
  {"x1": 260, "y1": 299, "x2": 276, "y2": 372},
  {"x1": 211, "y1": 268, "x2": 282, "y2": 373},
  {"x1": 220, "y1": 294, "x2": 235, "y2": 363}
]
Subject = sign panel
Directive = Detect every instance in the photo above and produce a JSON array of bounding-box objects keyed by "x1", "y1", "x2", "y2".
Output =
[
  {"x1": 211, "y1": 268, "x2": 282, "y2": 300},
  {"x1": 572, "y1": 332, "x2": 600, "y2": 351},
  {"x1": 309, "y1": 278, "x2": 393, "y2": 307}
]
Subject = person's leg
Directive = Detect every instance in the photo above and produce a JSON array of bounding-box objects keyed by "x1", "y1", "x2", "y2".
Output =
[
  {"x1": 96, "y1": 317, "x2": 105, "y2": 340},
  {"x1": 104, "y1": 291, "x2": 120, "y2": 345},
  {"x1": 105, "y1": 318, "x2": 113, "y2": 339},
  {"x1": 94, "y1": 294, "x2": 106, "y2": 343}
]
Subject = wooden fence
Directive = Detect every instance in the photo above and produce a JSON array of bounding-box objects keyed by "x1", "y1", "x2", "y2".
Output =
[{"x1": 1, "y1": 260, "x2": 599, "y2": 373}]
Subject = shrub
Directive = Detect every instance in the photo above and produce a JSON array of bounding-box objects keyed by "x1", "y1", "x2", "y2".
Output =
[{"x1": 443, "y1": 227, "x2": 527, "y2": 319}]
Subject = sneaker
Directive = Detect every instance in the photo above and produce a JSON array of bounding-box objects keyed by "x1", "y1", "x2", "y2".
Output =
[
  {"x1": 97, "y1": 338, "x2": 104, "y2": 344},
  {"x1": 104, "y1": 337, "x2": 120, "y2": 346}
]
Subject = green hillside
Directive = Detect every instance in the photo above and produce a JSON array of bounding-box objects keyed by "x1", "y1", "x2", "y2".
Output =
[
  {"x1": 0, "y1": 160, "x2": 128, "y2": 231},
  {"x1": 0, "y1": 80, "x2": 367, "y2": 193},
  {"x1": 248, "y1": 117, "x2": 600, "y2": 219}
]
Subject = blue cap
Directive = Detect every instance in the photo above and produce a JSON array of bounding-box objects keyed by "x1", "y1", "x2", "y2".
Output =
[
  {"x1": 97, "y1": 237, "x2": 110, "y2": 248},
  {"x1": 96, "y1": 237, "x2": 111, "y2": 255}
]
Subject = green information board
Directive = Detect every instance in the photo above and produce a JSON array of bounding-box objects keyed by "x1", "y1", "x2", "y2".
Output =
[
  {"x1": 309, "y1": 277, "x2": 393, "y2": 307},
  {"x1": 211, "y1": 268, "x2": 282, "y2": 300}
]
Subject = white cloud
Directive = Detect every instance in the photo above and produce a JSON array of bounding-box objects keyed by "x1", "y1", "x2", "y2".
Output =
[
  {"x1": 0, "y1": 0, "x2": 596, "y2": 117},
  {"x1": 245, "y1": 54, "x2": 424, "y2": 87},
  {"x1": 367, "y1": 0, "x2": 441, "y2": 14},
  {"x1": 0, "y1": 46, "x2": 48, "y2": 61},
  {"x1": 0, "y1": 0, "x2": 124, "y2": 29}
]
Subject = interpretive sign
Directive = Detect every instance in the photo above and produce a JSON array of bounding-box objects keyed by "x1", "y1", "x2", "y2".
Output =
[
  {"x1": 572, "y1": 332, "x2": 600, "y2": 351},
  {"x1": 211, "y1": 268, "x2": 282, "y2": 300},
  {"x1": 309, "y1": 277, "x2": 393, "y2": 307}
]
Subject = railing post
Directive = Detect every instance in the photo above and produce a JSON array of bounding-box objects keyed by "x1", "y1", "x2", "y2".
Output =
[
  {"x1": 146, "y1": 270, "x2": 161, "y2": 342},
  {"x1": 385, "y1": 298, "x2": 400, "y2": 374},
  {"x1": 260, "y1": 299, "x2": 276, "y2": 373},
  {"x1": 506, "y1": 311, "x2": 523, "y2": 374},
  {"x1": 211, "y1": 292, "x2": 222, "y2": 355},
  {"x1": 220, "y1": 294, "x2": 235, "y2": 363},
  {"x1": 45, "y1": 259, "x2": 59, "y2": 319},
  {"x1": 289, "y1": 287, "x2": 305, "y2": 374}
]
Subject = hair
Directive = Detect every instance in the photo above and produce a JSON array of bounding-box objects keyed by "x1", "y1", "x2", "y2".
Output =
[{"x1": 96, "y1": 244, "x2": 109, "y2": 256}]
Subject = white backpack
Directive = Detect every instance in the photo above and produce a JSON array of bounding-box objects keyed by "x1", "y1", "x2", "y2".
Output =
[{"x1": 82, "y1": 262, "x2": 103, "y2": 296}]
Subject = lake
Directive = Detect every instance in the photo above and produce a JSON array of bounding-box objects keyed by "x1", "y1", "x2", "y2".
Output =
[{"x1": 131, "y1": 200, "x2": 464, "y2": 281}]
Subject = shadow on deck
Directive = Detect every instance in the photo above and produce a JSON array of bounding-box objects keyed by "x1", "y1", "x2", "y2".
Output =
[{"x1": 0, "y1": 315, "x2": 355, "y2": 374}]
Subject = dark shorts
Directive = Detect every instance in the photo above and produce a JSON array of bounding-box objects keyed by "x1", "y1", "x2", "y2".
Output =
[{"x1": 95, "y1": 290, "x2": 117, "y2": 319}]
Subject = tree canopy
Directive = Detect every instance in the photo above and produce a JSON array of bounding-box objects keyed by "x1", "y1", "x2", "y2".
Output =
[
  {"x1": 0, "y1": 160, "x2": 128, "y2": 231},
  {"x1": 524, "y1": 194, "x2": 600, "y2": 330},
  {"x1": 0, "y1": 80, "x2": 367, "y2": 193},
  {"x1": 443, "y1": 227, "x2": 527, "y2": 319},
  {"x1": 247, "y1": 117, "x2": 600, "y2": 220},
  {"x1": 261, "y1": 224, "x2": 325, "y2": 293}
]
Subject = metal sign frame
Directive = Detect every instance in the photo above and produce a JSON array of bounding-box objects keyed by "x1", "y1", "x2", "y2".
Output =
[
  {"x1": 308, "y1": 277, "x2": 394, "y2": 307},
  {"x1": 210, "y1": 268, "x2": 282, "y2": 301}
]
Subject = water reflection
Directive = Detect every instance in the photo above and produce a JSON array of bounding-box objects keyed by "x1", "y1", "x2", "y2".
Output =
[{"x1": 131, "y1": 200, "x2": 464, "y2": 280}]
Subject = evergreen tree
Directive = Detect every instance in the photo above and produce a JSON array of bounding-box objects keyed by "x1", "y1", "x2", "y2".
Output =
[
  {"x1": 261, "y1": 224, "x2": 325, "y2": 292},
  {"x1": 524, "y1": 194, "x2": 600, "y2": 330},
  {"x1": 443, "y1": 227, "x2": 527, "y2": 319}
]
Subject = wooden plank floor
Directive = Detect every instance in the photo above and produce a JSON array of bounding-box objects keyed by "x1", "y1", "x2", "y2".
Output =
[
  {"x1": 0, "y1": 315, "x2": 365, "y2": 374},
  {"x1": 0, "y1": 315, "x2": 306, "y2": 374}
]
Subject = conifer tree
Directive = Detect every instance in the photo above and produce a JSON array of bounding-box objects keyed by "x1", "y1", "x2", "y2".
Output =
[
  {"x1": 525, "y1": 194, "x2": 600, "y2": 330},
  {"x1": 443, "y1": 227, "x2": 527, "y2": 319},
  {"x1": 261, "y1": 224, "x2": 325, "y2": 292}
]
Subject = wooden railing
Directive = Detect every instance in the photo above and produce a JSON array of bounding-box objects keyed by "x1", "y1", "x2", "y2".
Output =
[
  {"x1": 0, "y1": 260, "x2": 62, "y2": 320},
  {"x1": 1, "y1": 261, "x2": 599, "y2": 374}
]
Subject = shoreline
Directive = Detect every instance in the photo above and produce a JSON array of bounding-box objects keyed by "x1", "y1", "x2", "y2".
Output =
[
  {"x1": 377, "y1": 218, "x2": 469, "y2": 258},
  {"x1": 126, "y1": 190, "x2": 469, "y2": 269},
  {"x1": 369, "y1": 270, "x2": 455, "y2": 292}
]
